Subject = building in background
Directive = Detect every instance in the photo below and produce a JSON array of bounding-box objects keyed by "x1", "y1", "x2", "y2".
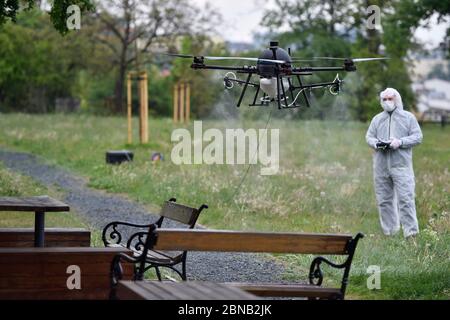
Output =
[
  {"x1": 412, "y1": 78, "x2": 450, "y2": 122},
  {"x1": 411, "y1": 47, "x2": 450, "y2": 123}
]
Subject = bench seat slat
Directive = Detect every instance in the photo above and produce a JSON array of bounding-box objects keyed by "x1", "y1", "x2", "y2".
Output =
[
  {"x1": 228, "y1": 283, "x2": 342, "y2": 299},
  {"x1": 153, "y1": 229, "x2": 352, "y2": 254},
  {"x1": 108, "y1": 243, "x2": 183, "y2": 264},
  {"x1": 116, "y1": 281, "x2": 259, "y2": 300}
]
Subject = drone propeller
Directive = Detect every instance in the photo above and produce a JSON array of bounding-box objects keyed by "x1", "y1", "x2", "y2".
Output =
[
  {"x1": 163, "y1": 53, "x2": 288, "y2": 64},
  {"x1": 289, "y1": 59, "x2": 318, "y2": 62},
  {"x1": 351, "y1": 57, "x2": 390, "y2": 62},
  {"x1": 292, "y1": 57, "x2": 389, "y2": 62}
]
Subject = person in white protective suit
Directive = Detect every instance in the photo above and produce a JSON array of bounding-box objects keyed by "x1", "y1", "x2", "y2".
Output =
[{"x1": 366, "y1": 88, "x2": 423, "y2": 238}]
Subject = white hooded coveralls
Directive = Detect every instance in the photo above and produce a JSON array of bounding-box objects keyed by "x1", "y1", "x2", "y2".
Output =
[{"x1": 366, "y1": 89, "x2": 423, "y2": 237}]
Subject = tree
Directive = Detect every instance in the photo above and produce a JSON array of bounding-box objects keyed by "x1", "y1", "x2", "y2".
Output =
[
  {"x1": 0, "y1": 8, "x2": 107, "y2": 112},
  {"x1": 0, "y1": 0, "x2": 94, "y2": 34},
  {"x1": 91, "y1": 0, "x2": 221, "y2": 113},
  {"x1": 384, "y1": 0, "x2": 450, "y2": 57}
]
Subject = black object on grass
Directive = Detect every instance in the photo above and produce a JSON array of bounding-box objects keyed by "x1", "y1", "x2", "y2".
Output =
[{"x1": 106, "y1": 150, "x2": 134, "y2": 164}]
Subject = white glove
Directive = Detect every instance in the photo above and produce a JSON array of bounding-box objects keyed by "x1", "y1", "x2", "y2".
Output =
[{"x1": 390, "y1": 138, "x2": 402, "y2": 150}]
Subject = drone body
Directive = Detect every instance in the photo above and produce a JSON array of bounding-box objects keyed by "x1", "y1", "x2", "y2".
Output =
[{"x1": 167, "y1": 41, "x2": 387, "y2": 109}]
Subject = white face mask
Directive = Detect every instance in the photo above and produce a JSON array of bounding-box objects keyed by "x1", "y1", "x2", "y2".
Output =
[{"x1": 381, "y1": 100, "x2": 396, "y2": 112}]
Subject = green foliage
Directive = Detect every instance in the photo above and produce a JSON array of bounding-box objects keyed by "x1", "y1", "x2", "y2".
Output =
[
  {"x1": 49, "y1": 0, "x2": 94, "y2": 34},
  {"x1": 0, "y1": 0, "x2": 94, "y2": 34},
  {"x1": 147, "y1": 65, "x2": 173, "y2": 117},
  {"x1": 0, "y1": 8, "x2": 110, "y2": 112},
  {"x1": 0, "y1": 0, "x2": 33, "y2": 25},
  {"x1": 1, "y1": 0, "x2": 448, "y2": 119},
  {"x1": 384, "y1": 0, "x2": 450, "y2": 57},
  {"x1": 168, "y1": 36, "x2": 229, "y2": 118},
  {"x1": 0, "y1": 9, "x2": 74, "y2": 111}
]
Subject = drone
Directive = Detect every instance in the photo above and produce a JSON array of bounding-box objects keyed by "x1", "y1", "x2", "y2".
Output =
[{"x1": 166, "y1": 41, "x2": 388, "y2": 109}]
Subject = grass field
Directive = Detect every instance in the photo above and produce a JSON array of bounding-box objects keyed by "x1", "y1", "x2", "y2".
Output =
[
  {"x1": 0, "y1": 113, "x2": 448, "y2": 299},
  {"x1": 0, "y1": 163, "x2": 87, "y2": 229}
]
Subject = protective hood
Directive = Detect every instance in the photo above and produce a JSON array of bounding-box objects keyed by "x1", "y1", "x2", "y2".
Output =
[{"x1": 380, "y1": 88, "x2": 403, "y2": 111}]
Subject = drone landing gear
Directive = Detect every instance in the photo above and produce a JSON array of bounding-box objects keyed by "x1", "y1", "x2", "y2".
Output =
[
  {"x1": 224, "y1": 72, "x2": 314, "y2": 109},
  {"x1": 274, "y1": 74, "x2": 311, "y2": 109},
  {"x1": 249, "y1": 88, "x2": 270, "y2": 107}
]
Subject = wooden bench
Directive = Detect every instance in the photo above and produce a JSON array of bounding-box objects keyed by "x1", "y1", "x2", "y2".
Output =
[
  {"x1": 0, "y1": 247, "x2": 133, "y2": 300},
  {"x1": 111, "y1": 228, "x2": 363, "y2": 300},
  {"x1": 0, "y1": 228, "x2": 91, "y2": 247},
  {"x1": 102, "y1": 198, "x2": 207, "y2": 281}
]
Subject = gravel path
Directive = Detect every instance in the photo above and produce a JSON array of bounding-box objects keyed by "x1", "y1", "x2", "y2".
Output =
[{"x1": 0, "y1": 149, "x2": 286, "y2": 283}]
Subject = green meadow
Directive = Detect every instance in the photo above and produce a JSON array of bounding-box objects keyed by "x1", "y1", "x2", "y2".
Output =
[{"x1": 0, "y1": 113, "x2": 448, "y2": 299}]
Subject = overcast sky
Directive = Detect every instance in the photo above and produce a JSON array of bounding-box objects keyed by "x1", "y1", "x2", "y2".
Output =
[{"x1": 192, "y1": 0, "x2": 448, "y2": 50}]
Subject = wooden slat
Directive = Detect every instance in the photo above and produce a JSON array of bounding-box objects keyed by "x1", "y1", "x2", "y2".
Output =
[
  {"x1": 153, "y1": 229, "x2": 351, "y2": 254},
  {"x1": 0, "y1": 196, "x2": 70, "y2": 212},
  {"x1": 228, "y1": 283, "x2": 342, "y2": 299},
  {"x1": 193, "y1": 281, "x2": 255, "y2": 300},
  {"x1": 0, "y1": 288, "x2": 113, "y2": 300},
  {"x1": 0, "y1": 228, "x2": 90, "y2": 247},
  {"x1": 171, "y1": 282, "x2": 217, "y2": 300},
  {"x1": 116, "y1": 281, "x2": 147, "y2": 300},
  {"x1": 0, "y1": 246, "x2": 129, "y2": 254},
  {"x1": 148, "y1": 281, "x2": 194, "y2": 300},
  {"x1": 116, "y1": 281, "x2": 258, "y2": 300},
  {"x1": 0, "y1": 247, "x2": 133, "y2": 300},
  {"x1": 160, "y1": 201, "x2": 198, "y2": 225}
]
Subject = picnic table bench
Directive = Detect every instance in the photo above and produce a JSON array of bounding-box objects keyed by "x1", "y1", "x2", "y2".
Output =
[
  {"x1": 0, "y1": 228, "x2": 90, "y2": 247},
  {"x1": 0, "y1": 196, "x2": 70, "y2": 247},
  {"x1": 0, "y1": 246, "x2": 133, "y2": 300},
  {"x1": 102, "y1": 198, "x2": 207, "y2": 281},
  {"x1": 111, "y1": 228, "x2": 363, "y2": 300}
]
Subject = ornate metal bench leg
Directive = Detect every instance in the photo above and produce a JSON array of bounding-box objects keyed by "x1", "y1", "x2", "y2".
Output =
[
  {"x1": 181, "y1": 258, "x2": 187, "y2": 281},
  {"x1": 110, "y1": 255, "x2": 123, "y2": 300},
  {"x1": 308, "y1": 233, "x2": 364, "y2": 300}
]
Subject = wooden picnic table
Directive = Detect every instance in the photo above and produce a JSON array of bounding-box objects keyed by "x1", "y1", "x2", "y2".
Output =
[
  {"x1": 116, "y1": 281, "x2": 259, "y2": 300},
  {"x1": 0, "y1": 196, "x2": 70, "y2": 247}
]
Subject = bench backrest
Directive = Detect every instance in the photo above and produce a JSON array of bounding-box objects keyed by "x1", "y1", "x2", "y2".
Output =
[
  {"x1": 159, "y1": 199, "x2": 207, "y2": 228},
  {"x1": 150, "y1": 229, "x2": 354, "y2": 255}
]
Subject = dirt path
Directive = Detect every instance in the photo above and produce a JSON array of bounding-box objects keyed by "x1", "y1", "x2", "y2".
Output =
[{"x1": 0, "y1": 149, "x2": 286, "y2": 283}]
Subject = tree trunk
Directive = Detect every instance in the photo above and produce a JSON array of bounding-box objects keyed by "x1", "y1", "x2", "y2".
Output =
[{"x1": 114, "y1": 55, "x2": 127, "y2": 113}]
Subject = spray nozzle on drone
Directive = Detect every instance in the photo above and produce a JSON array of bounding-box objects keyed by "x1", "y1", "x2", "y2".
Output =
[
  {"x1": 224, "y1": 78, "x2": 233, "y2": 89},
  {"x1": 223, "y1": 72, "x2": 236, "y2": 89},
  {"x1": 329, "y1": 74, "x2": 343, "y2": 95}
]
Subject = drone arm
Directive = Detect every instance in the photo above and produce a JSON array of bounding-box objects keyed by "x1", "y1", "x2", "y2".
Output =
[
  {"x1": 290, "y1": 72, "x2": 313, "y2": 76},
  {"x1": 191, "y1": 63, "x2": 256, "y2": 73},
  {"x1": 300, "y1": 81, "x2": 340, "y2": 89},
  {"x1": 226, "y1": 77, "x2": 258, "y2": 87},
  {"x1": 294, "y1": 63, "x2": 356, "y2": 72},
  {"x1": 294, "y1": 66, "x2": 345, "y2": 72}
]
